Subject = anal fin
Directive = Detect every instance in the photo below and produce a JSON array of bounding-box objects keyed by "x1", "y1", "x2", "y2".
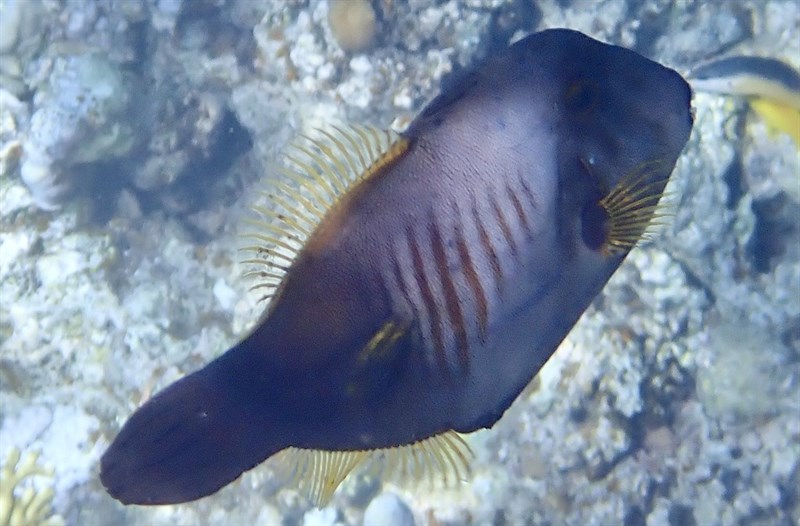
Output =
[{"x1": 271, "y1": 430, "x2": 473, "y2": 507}]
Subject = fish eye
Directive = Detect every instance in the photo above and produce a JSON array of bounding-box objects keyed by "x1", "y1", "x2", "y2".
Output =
[
  {"x1": 564, "y1": 78, "x2": 598, "y2": 113},
  {"x1": 581, "y1": 198, "x2": 609, "y2": 251}
]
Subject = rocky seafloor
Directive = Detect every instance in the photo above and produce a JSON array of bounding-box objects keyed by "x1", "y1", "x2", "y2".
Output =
[{"x1": 0, "y1": 0, "x2": 798, "y2": 525}]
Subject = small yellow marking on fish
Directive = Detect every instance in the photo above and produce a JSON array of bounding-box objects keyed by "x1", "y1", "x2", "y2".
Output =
[
  {"x1": 358, "y1": 321, "x2": 408, "y2": 366},
  {"x1": 347, "y1": 320, "x2": 409, "y2": 399}
]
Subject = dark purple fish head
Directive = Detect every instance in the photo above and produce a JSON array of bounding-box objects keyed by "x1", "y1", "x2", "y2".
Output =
[
  {"x1": 526, "y1": 30, "x2": 693, "y2": 258},
  {"x1": 539, "y1": 30, "x2": 693, "y2": 244}
]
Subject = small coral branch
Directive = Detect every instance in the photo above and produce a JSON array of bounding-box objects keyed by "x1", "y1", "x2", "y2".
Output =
[{"x1": 0, "y1": 448, "x2": 63, "y2": 526}]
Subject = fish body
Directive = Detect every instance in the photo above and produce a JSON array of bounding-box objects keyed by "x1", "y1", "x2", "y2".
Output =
[
  {"x1": 689, "y1": 55, "x2": 800, "y2": 145},
  {"x1": 101, "y1": 29, "x2": 693, "y2": 505},
  {"x1": 749, "y1": 98, "x2": 800, "y2": 145},
  {"x1": 689, "y1": 55, "x2": 800, "y2": 109}
]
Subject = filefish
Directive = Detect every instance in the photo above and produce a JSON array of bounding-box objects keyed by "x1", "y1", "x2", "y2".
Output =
[
  {"x1": 689, "y1": 55, "x2": 800, "y2": 145},
  {"x1": 100, "y1": 28, "x2": 693, "y2": 506}
]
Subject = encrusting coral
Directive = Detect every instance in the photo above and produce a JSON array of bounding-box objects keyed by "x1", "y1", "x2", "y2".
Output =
[{"x1": 0, "y1": 448, "x2": 63, "y2": 526}]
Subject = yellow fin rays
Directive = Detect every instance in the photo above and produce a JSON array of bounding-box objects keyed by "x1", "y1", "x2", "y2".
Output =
[
  {"x1": 273, "y1": 431, "x2": 473, "y2": 507},
  {"x1": 599, "y1": 159, "x2": 673, "y2": 254},
  {"x1": 239, "y1": 125, "x2": 408, "y2": 305}
]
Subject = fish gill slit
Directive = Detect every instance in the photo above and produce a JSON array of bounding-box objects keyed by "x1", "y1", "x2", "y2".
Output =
[
  {"x1": 454, "y1": 216, "x2": 489, "y2": 342},
  {"x1": 429, "y1": 216, "x2": 470, "y2": 370},
  {"x1": 406, "y1": 225, "x2": 448, "y2": 373}
]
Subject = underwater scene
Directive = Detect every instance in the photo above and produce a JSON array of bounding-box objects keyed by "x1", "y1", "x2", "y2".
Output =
[{"x1": 0, "y1": 0, "x2": 798, "y2": 525}]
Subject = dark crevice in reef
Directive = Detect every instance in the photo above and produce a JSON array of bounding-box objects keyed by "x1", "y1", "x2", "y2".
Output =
[
  {"x1": 747, "y1": 193, "x2": 798, "y2": 274},
  {"x1": 721, "y1": 154, "x2": 745, "y2": 210}
]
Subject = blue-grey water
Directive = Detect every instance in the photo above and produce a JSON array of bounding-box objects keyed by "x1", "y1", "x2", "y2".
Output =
[{"x1": 0, "y1": 1, "x2": 798, "y2": 525}]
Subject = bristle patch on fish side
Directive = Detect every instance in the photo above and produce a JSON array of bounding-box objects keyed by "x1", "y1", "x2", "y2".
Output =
[
  {"x1": 271, "y1": 430, "x2": 472, "y2": 507},
  {"x1": 239, "y1": 125, "x2": 410, "y2": 308},
  {"x1": 598, "y1": 159, "x2": 673, "y2": 255}
]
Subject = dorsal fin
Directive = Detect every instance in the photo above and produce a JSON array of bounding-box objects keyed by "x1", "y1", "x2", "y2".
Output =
[
  {"x1": 270, "y1": 430, "x2": 473, "y2": 507},
  {"x1": 239, "y1": 125, "x2": 410, "y2": 307}
]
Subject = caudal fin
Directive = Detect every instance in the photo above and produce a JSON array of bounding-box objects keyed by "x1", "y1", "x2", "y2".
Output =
[{"x1": 100, "y1": 348, "x2": 286, "y2": 505}]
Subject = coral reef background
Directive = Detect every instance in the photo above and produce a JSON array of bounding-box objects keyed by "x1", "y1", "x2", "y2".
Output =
[{"x1": 0, "y1": 1, "x2": 797, "y2": 525}]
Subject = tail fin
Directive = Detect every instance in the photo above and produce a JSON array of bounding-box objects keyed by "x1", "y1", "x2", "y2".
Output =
[{"x1": 100, "y1": 345, "x2": 286, "y2": 505}]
